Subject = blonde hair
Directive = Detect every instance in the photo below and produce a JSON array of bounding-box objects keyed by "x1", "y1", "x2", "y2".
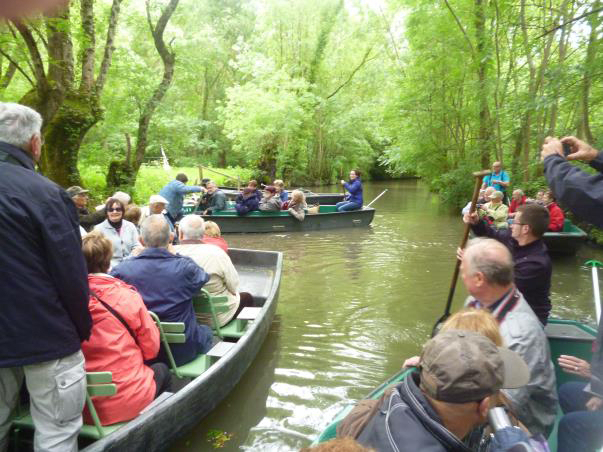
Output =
[
  {"x1": 273, "y1": 179, "x2": 285, "y2": 191},
  {"x1": 440, "y1": 308, "x2": 503, "y2": 346},
  {"x1": 204, "y1": 220, "x2": 221, "y2": 238},
  {"x1": 290, "y1": 189, "x2": 305, "y2": 204},
  {"x1": 82, "y1": 231, "x2": 113, "y2": 274}
]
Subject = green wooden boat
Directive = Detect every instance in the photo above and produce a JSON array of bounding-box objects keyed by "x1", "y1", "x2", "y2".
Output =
[
  {"x1": 543, "y1": 219, "x2": 587, "y2": 255},
  {"x1": 218, "y1": 187, "x2": 346, "y2": 205},
  {"x1": 192, "y1": 205, "x2": 375, "y2": 233},
  {"x1": 313, "y1": 318, "x2": 597, "y2": 451}
]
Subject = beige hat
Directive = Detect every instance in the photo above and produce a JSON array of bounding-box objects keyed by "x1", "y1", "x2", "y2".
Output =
[
  {"x1": 149, "y1": 194, "x2": 169, "y2": 205},
  {"x1": 489, "y1": 190, "x2": 504, "y2": 200},
  {"x1": 419, "y1": 330, "x2": 529, "y2": 403}
]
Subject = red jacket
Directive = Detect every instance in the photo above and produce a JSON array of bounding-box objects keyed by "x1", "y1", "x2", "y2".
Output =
[
  {"x1": 547, "y1": 202, "x2": 565, "y2": 232},
  {"x1": 509, "y1": 195, "x2": 527, "y2": 214},
  {"x1": 82, "y1": 274, "x2": 160, "y2": 425},
  {"x1": 202, "y1": 236, "x2": 229, "y2": 252}
]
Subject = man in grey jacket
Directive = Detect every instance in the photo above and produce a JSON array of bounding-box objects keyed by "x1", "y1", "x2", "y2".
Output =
[
  {"x1": 462, "y1": 237, "x2": 558, "y2": 436},
  {"x1": 259, "y1": 185, "x2": 282, "y2": 211}
]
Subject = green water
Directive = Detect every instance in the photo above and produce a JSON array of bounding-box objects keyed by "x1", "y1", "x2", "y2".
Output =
[{"x1": 172, "y1": 179, "x2": 602, "y2": 451}]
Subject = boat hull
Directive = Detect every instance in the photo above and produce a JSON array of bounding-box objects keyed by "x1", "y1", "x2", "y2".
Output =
[
  {"x1": 543, "y1": 231, "x2": 587, "y2": 255},
  {"x1": 220, "y1": 188, "x2": 345, "y2": 205},
  {"x1": 198, "y1": 207, "x2": 375, "y2": 233},
  {"x1": 81, "y1": 248, "x2": 282, "y2": 452}
]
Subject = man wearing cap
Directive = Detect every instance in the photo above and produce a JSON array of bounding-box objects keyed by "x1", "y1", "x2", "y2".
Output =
[
  {"x1": 140, "y1": 194, "x2": 172, "y2": 230},
  {"x1": 159, "y1": 173, "x2": 204, "y2": 223},
  {"x1": 479, "y1": 190, "x2": 509, "y2": 229},
  {"x1": 357, "y1": 330, "x2": 529, "y2": 451},
  {"x1": 67, "y1": 185, "x2": 106, "y2": 232},
  {"x1": 200, "y1": 181, "x2": 227, "y2": 215},
  {"x1": 463, "y1": 237, "x2": 557, "y2": 435},
  {"x1": 259, "y1": 186, "x2": 282, "y2": 211},
  {"x1": 463, "y1": 203, "x2": 553, "y2": 325}
]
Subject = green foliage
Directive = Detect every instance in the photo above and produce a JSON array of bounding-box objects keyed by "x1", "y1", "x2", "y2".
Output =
[{"x1": 206, "y1": 429, "x2": 232, "y2": 449}]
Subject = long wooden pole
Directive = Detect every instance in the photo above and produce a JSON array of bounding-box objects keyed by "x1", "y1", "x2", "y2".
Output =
[
  {"x1": 198, "y1": 165, "x2": 239, "y2": 183},
  {"x1": 431, "y1": 169, "x2": 490, "y2": 336}
]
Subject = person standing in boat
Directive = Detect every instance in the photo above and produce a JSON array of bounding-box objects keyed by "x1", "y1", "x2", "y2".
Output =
[
  {"x1": 462, "y1": 238, "x2": 558, "y2": 436},
  {"x1": 482, "y1": 161, "x2": 510, "y2": 204},
  {"x1": 159, "y1": 173, "x2": 205, "y2": 223},
  {"x1": 336, "y1": 170, "x2": 363, "y2": 212},
  {"x1": 80, "y1": 232, "x2": 171, "y2": 426},
  {"x1": 463, "y1": 203, "x2": 552, "y2": 325},
  {"x1": 0, "y1": 102, "x2": 92, "y2": 452},
  {"x1": 67, "y1": 185, "x2": 107, "y2": 232},
  {"x1": 110, "y1": 215, "x2": 213, "y2": 367}
]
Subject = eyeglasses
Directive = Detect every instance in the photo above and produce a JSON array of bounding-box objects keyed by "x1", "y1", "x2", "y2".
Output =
[
  {"x1": 512, "y1": 221, "x2": 525, "y2": 226},
  {"x1": 108, "y1": 207, "x2": 123, "y2": 213}
]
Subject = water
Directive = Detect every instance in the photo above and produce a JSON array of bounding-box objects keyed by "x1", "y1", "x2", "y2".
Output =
[{"x1": 172, "y1": 179, "x2": 602, "y2": 451}]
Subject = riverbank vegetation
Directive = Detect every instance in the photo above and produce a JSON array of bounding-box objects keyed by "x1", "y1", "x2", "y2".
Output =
[{"x1": 0, "y1": 0, "x2": 600, "y2": 206}]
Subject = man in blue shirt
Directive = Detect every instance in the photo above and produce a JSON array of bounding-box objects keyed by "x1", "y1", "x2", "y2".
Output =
[
  {"x1": 159, "y1": 173, "x2": 204, "y2": 222},
  {"x1": 482, "y1": 161, "x2": 510, "y2": 203}
]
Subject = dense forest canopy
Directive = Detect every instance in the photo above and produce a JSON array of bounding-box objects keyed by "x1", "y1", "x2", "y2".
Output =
[{"x1": 0, "y1": 0, "x2": 601, "y2": 205}]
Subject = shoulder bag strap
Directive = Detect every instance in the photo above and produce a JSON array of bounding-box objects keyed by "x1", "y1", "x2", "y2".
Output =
[{"x1": 90, "y1": 289, "x2": 138, "y2": 345}]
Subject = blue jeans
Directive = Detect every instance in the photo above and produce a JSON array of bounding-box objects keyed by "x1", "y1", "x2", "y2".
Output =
[
  {"x1": 558, "y1": 381, "x2": 603, "y2": 452},
  {"x1": 335, "y1": 201, "x2": 361, "y2": 212}
]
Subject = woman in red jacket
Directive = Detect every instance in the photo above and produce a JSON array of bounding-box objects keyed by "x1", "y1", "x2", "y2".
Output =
[
  {"x1": 81, "y1": 232, "x2": 171, "y2": 425},
  {"x1": 543, "y1": 190, "x2": 565, "y2": 232}
]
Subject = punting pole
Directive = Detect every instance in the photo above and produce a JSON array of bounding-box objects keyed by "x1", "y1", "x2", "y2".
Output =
[{"x1": 365, "y1": 189, "x2": 388, "y2": 208}]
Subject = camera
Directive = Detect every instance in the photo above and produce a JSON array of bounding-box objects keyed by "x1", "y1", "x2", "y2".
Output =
[{"x1": 562, "y1": 141, "x2": 572, "y2": 157}]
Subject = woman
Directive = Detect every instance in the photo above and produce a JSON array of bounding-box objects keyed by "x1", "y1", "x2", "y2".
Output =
[
  {"x1": 288, "y1": 190, "x2": 307, "y2": 221},
  {"x1": 202, "y1": 220, "x2": 228, "y2": 252},
  {"x1": 336, "y1": 170, "x2": 363, "y2": 212},
  {"x1": 81, "y1": 231, "x2": 171, "y2": 426},
  {"x1": 479, "y1": 190, "x2": 508, "y2": 229},
  {"x1": 273, "y1": 179, "x2": 289, "y2": 203},
  {"x1": 94, "y1": 198, "x2": 141, "y2": 268}
]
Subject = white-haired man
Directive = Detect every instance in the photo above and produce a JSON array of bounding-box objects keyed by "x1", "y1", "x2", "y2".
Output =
[
  {"x1": 461, "y1": 237, "x2": 557, "y2": 436},
  {"x1": 0, "y1": 102, "x2": 91, "y2": 451},
  {"x1": 174, "y1": 215, "x2": 254, "y2": 327}
]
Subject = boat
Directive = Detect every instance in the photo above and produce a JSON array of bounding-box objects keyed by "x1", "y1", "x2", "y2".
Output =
[
  {"x1": 195, "y1": 205, "x2": 375, "y2": 233},
  {"x1": 313, "y1": 318, "x2": 597, "y2": 451},
  {"x1": 218, "y1": 186, "x2": 345, "y2": 205},
  {"x1": 543, "y1": 219, "x2": 587, "y2": 255},
  {"x1": 11, "y1": 248, "x2": 283, "y2": 452}
]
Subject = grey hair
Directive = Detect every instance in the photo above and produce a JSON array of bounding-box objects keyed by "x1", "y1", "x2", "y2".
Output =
[
  {"x1": 513, "y1": 189, "x2": 524, "y2": 196},
  {"x1": 140, "y1": 214, "x2": 170, "y2": 248},
  {"x1": 179, "y1": 215, "x2": 205, "y2": 240},
  {"x1": 0, "y1": 102, "x2": 42, "y2": 150},
  {"x1": 464, "y1": 238, "x2": 514, "y2": 286},
  {"x1": 206, "y1": 180, "x2": 217, "y2": 188},
  {"x1": 112, "y1": 191, "x2": 131, "y2": 205}
]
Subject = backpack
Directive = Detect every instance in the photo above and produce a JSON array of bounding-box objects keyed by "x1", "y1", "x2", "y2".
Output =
[{"x1": 336, "y1": 388, "x2": 394, "y2": 439}]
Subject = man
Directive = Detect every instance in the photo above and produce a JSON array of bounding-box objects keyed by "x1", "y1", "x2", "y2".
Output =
[
  {"x1": 541, "y1": 135, "x2": 603, "y2": 227},
  {"x1": 464, "y1": 203, "x2": 552, "y2": 324},
  {"x1": 480, "y1": 190, "x2": 508, "y2": 229},
  {"x1": 140, "y1": 194, "x2": 172, "y2": 230},
  {"x1": 508, "y1": 189, "x2": 526, "y2": 219},
  {"x1": 174, "y1": 215, "x2": 252, "y2": 327},
  {"x1": 357, "y1": 330, "x2": 529, "y2": 451},
  {"x1": 111, "y1": 215, "x2": 213, "y2": 366},
  {"x1": 159, "y1": 173, "x2": 204, "y2": 222},
  {"x1": 462, "y1": 238, "x2": 557, "y2": 435},
  {"x1": 482, "y1": 161, "x2": 510, "y2": 203},
  {"x1": 66, "y1": 185, "x2": 106, "y2": 232},
  {"x1": 542, "y1": 190, "x2": 565, "y2": 232},
  {"x1": 0, "y1": 102, "x2": 92, "y2": 451},
  {"x1": 235, "y1": 187, "x2": 260, "y2": 216},
  {"x1": 259, "y1": 186, "x2": 282, "y2": 211},
  {"x1": 200, "y1": 181, "x2": 227, "y2": 215}
]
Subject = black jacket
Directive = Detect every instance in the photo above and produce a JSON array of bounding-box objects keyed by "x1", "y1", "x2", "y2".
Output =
[
  {"x1": 543, "y1": 152, "x2": 603, "y2": 228},
  {"x1": 471, "y1": 221, "x2": 552, "y2": 324},
  {"x1": 0, "y1": 142, "x2": 91, "y2": 367},
  {"x1": 357, "y1": 372, "x2": 471, "y2": 452},
  {"x1": 235, "y1": 194, "x2": 259, "y2": 216},
  {"x1": 78, "y1": 206, "x2": 106, "y2": 232}
]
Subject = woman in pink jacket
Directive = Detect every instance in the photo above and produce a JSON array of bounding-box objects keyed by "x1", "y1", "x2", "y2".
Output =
[{"x1": 81, "y1": 232, "x2": 171, "y2": 425}]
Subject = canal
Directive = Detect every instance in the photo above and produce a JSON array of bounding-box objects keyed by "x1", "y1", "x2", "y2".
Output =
[{"x1": 172, "y1": 179, "x2": 602, "y2": 451}]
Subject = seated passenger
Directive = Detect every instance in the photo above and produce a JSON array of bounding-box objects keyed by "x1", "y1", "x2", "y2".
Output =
[
  {"x1": 247, "y1": 179, "x2": 263, "y2": 202},
  {"x1": 67, "y1": 185, "x2": 106, "y2": 232},
  {"x1": 235, "y1": 187, "x2": 260, "y2": 216},
  {"x1": 542, "y1": 190, "x2": 565, "y2": 232},
  {"x1": 463, "y1": 238, "x2": 558, "y2": 435},
  {"x1": 111, "y1": 215, "x2": 213, "y2": 366},
  {"x1": 288, "y1": 190, "x2": 307, "y2": 221},
  {"x1": 202, "y1": 221, "x2": 228, "y2": 252},
  {"x1": 479, "y1": 190, "x2": 509, "y2": 229},
  {"x1": 259, "y1": 186, "x2": 282, "y2": 211},
  {"x1": 273, "y1": 179, "x2": 288, "y2": 202},
  {"x1": 124, "y1": 205, "x2": 142, "y2": 230},
  {"x1": 174, "y1": 215, "x2": 254, "y2": 327},
  {"x1": 508, "y1": 189, "x2": 527, "y2": 218},
  {"x1": 94, "y1": 198, "x2": 141, "y2": 268},
  {"x1": 81, "y1": 232, "x2": 171, "y2": 425},
  {"x1": 201, "y1": 181, "x2": 227, "y2": 215},
  {"x1": 356, "y1": 330, "x2": 529, "y2": 450},
  {"x1": 336, "y1": 169, "x2": 363, "y2": 212}
]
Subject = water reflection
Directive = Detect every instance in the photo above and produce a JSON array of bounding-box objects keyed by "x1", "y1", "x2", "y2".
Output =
[{"x1": 172, "y1": 179, "x2": 603, "y2": 451}]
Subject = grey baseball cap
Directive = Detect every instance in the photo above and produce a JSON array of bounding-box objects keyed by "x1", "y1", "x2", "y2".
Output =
[
  {"x1": 66, "y1": 186, "x2": 89, "y2": 197},
  {"x1": 419, "y1": 330, "x2": 529, "y2": 403}
]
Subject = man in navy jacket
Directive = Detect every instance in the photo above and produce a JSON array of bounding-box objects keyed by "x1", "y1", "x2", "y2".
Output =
[
  {"x1": 111, "y1": 214, "x2": 213, "y2": 366},
  {"x1": 0, "y1": 103, "x2": 91, "y2": 451}
]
